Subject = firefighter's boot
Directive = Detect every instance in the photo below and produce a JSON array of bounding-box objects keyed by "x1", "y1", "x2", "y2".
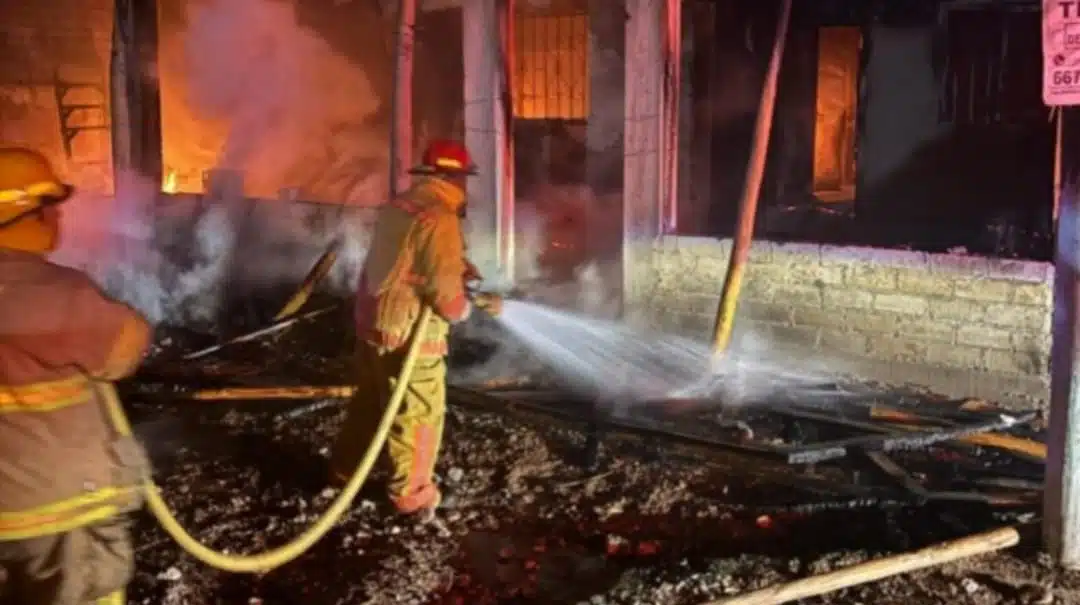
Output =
[{"x1": 329, "y1": 342, "x2": 448, "y2": 519}]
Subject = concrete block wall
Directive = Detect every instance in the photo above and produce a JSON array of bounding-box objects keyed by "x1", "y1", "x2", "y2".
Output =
[{"x1": 628, "y1": 236, "x2": 1054, "y2": 406}]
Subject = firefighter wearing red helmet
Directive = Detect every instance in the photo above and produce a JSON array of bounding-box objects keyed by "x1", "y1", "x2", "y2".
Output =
[
  {"x1": 330, "y1": 139, "x2": 502, "y2": 521},
  {"x1": 0, "y1": 148, "x2": 152, "y2": 605},
  {"x1": 410, "y1": 141, "x2": 483, "y2": 283}
]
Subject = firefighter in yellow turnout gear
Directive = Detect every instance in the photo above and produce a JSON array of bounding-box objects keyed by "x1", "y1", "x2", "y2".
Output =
[
  {"x1": 331, "y1": 140, "x2": 502, "y2": 519},
  {"x1": 0, "y1": 148, "x2": 153, "y2": 604}
]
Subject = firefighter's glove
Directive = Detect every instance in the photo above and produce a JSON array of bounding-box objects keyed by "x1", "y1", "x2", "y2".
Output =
[
  {"x1": 472, "y1": 292, "x2": 504, "y2": 317},
  {"x1": 464, "y1": 260, "x2": 483, "y2": 284}
]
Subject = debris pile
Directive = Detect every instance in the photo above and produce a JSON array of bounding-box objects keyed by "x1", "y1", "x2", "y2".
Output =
[{"x1": 122, "y1": 303, "x2": 1073, "y2": 604}]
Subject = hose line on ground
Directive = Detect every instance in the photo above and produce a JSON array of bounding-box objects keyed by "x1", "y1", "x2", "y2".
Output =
[{"x1": 99, "y1": 306, "x2": 435, "y2": 574}]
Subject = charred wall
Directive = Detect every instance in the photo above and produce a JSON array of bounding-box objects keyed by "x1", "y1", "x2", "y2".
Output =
[
  {"x1": 694, "y1": 0, "x2": 816, "y2": 238},
  {"x1": 856, "y1": 5, "x2": 1052, "y2": 260},
  {"x1": 0, "y1": 0, "x2": 113, "y2": 191},
  {"x1": 0, "y1": 0, "x2": 465, "y2": 202},
  {"x1": 686, "y1": 0, "x2": 1053, "y2": 261}
]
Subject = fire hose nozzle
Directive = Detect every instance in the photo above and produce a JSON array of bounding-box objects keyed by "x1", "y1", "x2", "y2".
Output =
[
  {"x1": 468, "y1": 290, "x2": 506, "y2": 317},
  {"x1": 467, "y1": 285, "x2": 524, "y2": 301}
]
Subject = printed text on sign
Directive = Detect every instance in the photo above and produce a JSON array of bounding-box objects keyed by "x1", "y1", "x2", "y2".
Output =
[{"x1": 1054, "y1": 69, "x2": 1080, "y2": 86}]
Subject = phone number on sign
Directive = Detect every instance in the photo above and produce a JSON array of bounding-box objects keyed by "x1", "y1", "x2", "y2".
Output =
[{"x1": 1053, "y1": 69, "x2": 1080, "y2": 87}]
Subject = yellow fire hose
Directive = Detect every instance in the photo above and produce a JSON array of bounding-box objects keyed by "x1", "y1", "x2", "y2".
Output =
[{"x1": 99, "y1": 306, "x2": 435, "y2": 573}]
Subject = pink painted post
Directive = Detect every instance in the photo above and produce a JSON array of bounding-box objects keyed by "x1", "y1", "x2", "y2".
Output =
[{"x1": 389, "y1": 0, "x2": 417, "y2": 200}]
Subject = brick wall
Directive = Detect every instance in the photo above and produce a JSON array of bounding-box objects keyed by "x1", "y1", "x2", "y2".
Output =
[
  {"x1": 628, "y1": 236, "x2": 1053, "y2": 407},
  {"x1": 0, "y1": 0, "x2": 113, "y2": 191}
]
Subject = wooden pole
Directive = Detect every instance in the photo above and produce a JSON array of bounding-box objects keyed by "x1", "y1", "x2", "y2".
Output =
[
  {"x1": 1045, "y1": 106, "x2": 1080, "y2": 568},
  {"x1": 709, "y1": 0, "x2": 791, "y2": 355},
  {"x1": 707, "y1": 527, "x2": 1020, "y2": 605},
  {"x1": 389, "y1": 0, "x2": 417, "y2": 199},
  {"x1": 183, "y1": 386, "x2": 357, "y2": 401}
]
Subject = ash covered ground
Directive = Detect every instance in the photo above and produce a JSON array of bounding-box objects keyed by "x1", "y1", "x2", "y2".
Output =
[{"x1": 122, "y1": 304, "x2": 1079, "y2": 605}]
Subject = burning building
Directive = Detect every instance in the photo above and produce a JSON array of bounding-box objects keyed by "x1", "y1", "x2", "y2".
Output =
[
  {"x1": 0, "y1": 0, "x2": 1061, "y2": 406},
  {"x1": 1, "y1": 1, "x2": 1074, "y2": 600}
]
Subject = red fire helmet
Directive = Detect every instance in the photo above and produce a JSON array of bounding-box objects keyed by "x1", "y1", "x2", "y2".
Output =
[{"x1": 410, "y1": 139, "x2": 478, "y2": 176}]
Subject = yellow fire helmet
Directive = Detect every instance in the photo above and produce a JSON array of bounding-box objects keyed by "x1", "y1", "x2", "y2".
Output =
[{"x1": 0, "y1": 147, "x2": 73, "y2": 229}]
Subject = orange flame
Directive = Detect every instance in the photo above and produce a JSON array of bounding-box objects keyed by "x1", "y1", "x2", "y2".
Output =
[{"x1": 162, "y1": 170, "x2": 178, "y2": 194}]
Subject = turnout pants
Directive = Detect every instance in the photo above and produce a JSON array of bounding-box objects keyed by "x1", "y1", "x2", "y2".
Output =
[
  {"x1": 331, "y1": 340, "x2": 447, "y2": 513},
  {"x1": 0, "y1": 517, "x2": 132, "y2": 605}
]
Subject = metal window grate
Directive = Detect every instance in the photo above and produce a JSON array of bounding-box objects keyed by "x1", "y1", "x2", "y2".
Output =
[{"x1": 514, "y1": 12, "x2": 590, "y2": 119}]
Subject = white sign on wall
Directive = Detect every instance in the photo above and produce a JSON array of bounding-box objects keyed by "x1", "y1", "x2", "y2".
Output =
[{"x1": 1045, "y1": 0, "x2": 1080, "y2": 105}]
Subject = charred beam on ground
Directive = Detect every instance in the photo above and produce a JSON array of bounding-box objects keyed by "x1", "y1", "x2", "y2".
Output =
[
  {"x1": 136, "y1": 384, "x2": 1037, "y2": 470},
  {"x1": 182, "y1": 306, "x2": 336, "y2": 361},
  {"x1": 448, "y1": 389, "x2": 1039, "y2": 471},
  {"x1": 871, "y1": 405, "x2": 1047, "y2": 462},
  {"x1": 126, "y1": 381, "x2": 1043, "y2": 513},
  {"x1": 856, "y1": 451, "x2": 1035, "y2": 508},
  {"x1": 111, "y1": 0, "x2": 164, "y2": 184},
  {"x1": 782, "y1": 404, "x2": 1045, "y2": 464},
  {"x1": 860, "y1": 451, "x2": 929, "y2": 501},
  {"x1": 784, "y1": 412, "x2": 1036, "y2": 465}
]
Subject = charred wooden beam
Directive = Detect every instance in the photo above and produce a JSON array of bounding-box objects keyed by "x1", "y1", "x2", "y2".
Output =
[
  {"x1": 870, "y1": 405, "x2": 1047, "y2": 462},
  {"x1": 775, "y1": 403, "x2": 1046, "y2": 464},
  {"x1": 182, "y1": 306, "x2": 335, "y2": 361},
  {"x1": 111, "y1": 0, "x2": 163, "y2": 185},
  {"x1": 447, "y1": 385, "x2": 791, "y2": 460},
  {"x1": 448, "y1": 388, "x2": 1037, "y2": 467},
  {"x1": 179, "y1": 386, "x2": 356, "y2": 401},
  {"x1": 389, "y1": 0, "x2": 416, "y2": 199},
  {"x1": 139, "y1": 383, "x2": 1035, "y2": 469},
  {"x1": 785, "y1": 412, "x2": 1036, "y2": 465},
  {"x1": 861, "y1": 451, "x2": 929, "y2": 500}
]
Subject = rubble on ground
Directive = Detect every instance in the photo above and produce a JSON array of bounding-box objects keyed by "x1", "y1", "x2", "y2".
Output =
[{"x1": 124, "y1": 305, "x2": 1079, "y2": 605}]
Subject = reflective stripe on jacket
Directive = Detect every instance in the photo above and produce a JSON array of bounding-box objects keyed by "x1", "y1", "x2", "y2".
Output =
[
  {"x1": 355, "y1": 177, "x2": 472, "y2": 356},
  {"x1": 0, "y1": 249, "x2": 152, "y2": 540}
]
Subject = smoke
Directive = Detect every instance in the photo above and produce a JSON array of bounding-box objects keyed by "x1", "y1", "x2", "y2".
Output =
[
  {"x1": 160, "y1": 0, "x2": 388, "y2": 202},
  {"x1": 46, "y1": 0, "x2": 399, "y2": 327},
  {"x1": 49, "y1": 172, "x2": 372, "y2": 329},
  {"x1": 48, "y1": 171, "x2": 237, "y2": 325}
]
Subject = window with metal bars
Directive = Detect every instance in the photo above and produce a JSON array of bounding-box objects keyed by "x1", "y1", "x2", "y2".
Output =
[
  {"x1": 938, "y1": 6, "x2": 1044, "y2": 126},
  {"x1": 513, "y1": 13, "x2": 590, "y2": 120}
]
